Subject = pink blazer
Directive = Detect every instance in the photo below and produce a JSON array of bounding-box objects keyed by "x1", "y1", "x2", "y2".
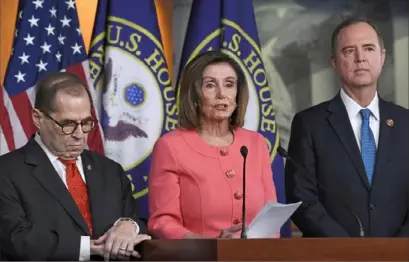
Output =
[{"x1": 148, "y1": 128, "x2": 277, "y2": 239}]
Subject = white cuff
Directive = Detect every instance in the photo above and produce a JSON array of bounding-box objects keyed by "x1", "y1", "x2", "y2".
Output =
[
  {"x1": 114, "y1": 217, "x2": 140, "y2": 235},
  {"x1": 79, "y1": 236, "x2": 90, "y2": 261}
]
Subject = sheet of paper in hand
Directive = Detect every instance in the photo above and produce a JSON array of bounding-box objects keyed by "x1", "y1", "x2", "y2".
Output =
[{"x1": 246, "y1": 201, "x2": 302, "y2": 238}]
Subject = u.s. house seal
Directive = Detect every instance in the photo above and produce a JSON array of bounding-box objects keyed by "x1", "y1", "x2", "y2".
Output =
[{"x1": 89, "y1": 16, "x2": 178, "y2": 198}]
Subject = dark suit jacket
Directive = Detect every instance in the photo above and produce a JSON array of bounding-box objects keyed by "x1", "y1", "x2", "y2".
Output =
[
  {"x1": 285, "y1": 93, "x2": 409, "y2": 237},
  {"x1": 0, "y1": 138, "x2": 148, "y2": 260}
]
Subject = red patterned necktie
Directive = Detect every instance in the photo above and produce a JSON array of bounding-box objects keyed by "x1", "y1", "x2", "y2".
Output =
[{"x1": 58, "y1": 158, "x2": 93, "y2": 235}]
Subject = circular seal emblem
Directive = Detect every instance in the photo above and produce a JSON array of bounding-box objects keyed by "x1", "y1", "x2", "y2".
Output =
[
  {"x1": 182, "y1": 19, "x2": 280, "y2": 160},
  {"x1": 89, "y1": 16, "x2": 178, "y2": 199}
]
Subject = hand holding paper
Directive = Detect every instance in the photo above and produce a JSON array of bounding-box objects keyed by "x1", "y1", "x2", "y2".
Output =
[{"x1": 246, "y1": 201, "x2": 302, "y2": 238}]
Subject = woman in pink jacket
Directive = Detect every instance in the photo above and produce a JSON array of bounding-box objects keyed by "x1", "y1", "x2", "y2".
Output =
[{"x1": 148, "y1": 51, "x2": 278, "y2": 239}]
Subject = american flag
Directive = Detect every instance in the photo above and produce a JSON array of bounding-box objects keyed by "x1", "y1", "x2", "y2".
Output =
[{"x1": 0, "y1": 0, "x2": 104, "y2": 155}]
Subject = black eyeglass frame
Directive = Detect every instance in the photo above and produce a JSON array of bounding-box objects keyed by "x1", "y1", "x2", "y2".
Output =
[{"x1": 42, "y1": 111, "x2": 97, "y2": 135}]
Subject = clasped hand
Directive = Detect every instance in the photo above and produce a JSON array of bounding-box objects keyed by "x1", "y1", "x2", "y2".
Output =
[{"x1": 91, "y1": 221, "x2": 151, "y2": 261}]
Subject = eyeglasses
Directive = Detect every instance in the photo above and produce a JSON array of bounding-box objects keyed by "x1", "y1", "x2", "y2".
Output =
[{"x1": 42, "y1": 111, "x2": 97, "y2": 135}]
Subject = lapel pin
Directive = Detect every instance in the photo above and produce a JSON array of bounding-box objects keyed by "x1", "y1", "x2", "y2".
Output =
[
  {"x1": 386, "y1": 119, "x2": 394, "y2": 127},
  {"x1": 87, "y1": 165, "x2": 92, "y2": 171}
]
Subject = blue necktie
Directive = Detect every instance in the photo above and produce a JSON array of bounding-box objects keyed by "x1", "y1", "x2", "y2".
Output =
[{"x1": 360, "y1": 109, "x2": 376, "y2": 185}]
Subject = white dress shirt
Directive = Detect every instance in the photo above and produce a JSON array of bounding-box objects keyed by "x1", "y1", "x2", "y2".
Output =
[
  {"x1": 340, "y1": 88, "x2": 380, "y2": 151},
  {"x1": 34, "y1": 133, "x2": 139, "y2": 261},
  {"x1": 35, "y1": 134, "x2": 91, "y2": 260}
]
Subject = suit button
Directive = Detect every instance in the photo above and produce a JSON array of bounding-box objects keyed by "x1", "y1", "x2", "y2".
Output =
[
  {"x1": 220, "y1": 148, "x2": 228, "y2": 156},
  {"x1": 225, "y1": 169, "x2": 235, "y2": 178},
  {"x1": 234, "y1": 190, "x2": 243, "y2": 200},
  {"x1": 369, "y1": 204, "x2": 376, "y2": 211},
  {"x1": 233, "y1": 218, "x2": 241, "y2": 224}
]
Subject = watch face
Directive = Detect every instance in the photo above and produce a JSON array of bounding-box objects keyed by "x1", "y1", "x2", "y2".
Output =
[{"x1": 115, "y1": 218, "x2": 132, "y2": 225}]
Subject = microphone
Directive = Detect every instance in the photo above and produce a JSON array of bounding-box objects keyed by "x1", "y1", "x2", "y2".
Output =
[
  {"x1": 240, "y1": 145, "x2": 248, "y2": 239},
  {"x1": 277, "y1": 146, "x2": 365, "y2": 238}
]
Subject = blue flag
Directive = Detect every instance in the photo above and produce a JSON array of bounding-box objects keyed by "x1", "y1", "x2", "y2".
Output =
[
  {"x1": 178, "y1": 0, "x2": 291, "y2": 237},
  {"x1": 88, "y1": 0, "x2": 178, "y2": 219}
]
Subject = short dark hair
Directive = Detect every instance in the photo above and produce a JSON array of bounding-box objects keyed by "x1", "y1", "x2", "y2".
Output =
[
  {"x1": 331, "y1": 16, "x2": 384, "y2": 56},
  {"x1": 34, "y1": 71, "x2": 93, "y2": 114},
  {"x1": 178, "y1": 50, "x2": 249, "y2": 130}
]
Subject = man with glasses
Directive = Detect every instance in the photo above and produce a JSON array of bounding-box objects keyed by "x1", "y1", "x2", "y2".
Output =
[{"x1": 0, "y1": 72, "x2": 150, "y2": 260}]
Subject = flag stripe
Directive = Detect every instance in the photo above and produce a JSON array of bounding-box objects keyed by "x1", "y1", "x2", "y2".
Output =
[
  {"x1": 0, "y1": 127, "x2": 9, "y2": 154},
  {"x1": 0, "y1": 88, "x2": 15, "y2": 152},
  {"x1": 3, "y1": 89, "x2": 25, "y2": 150},
  {"x1": 9, "y1": 91, "x2": 35, "y2": 139},
  {"x1": 26, "y1": 85, "x2": 36, "y2": 107}
]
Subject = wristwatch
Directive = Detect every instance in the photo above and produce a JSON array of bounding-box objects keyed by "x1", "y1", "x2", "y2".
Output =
[{"x1": 114, "y1": 217, "x2": 139, "y2": 232}]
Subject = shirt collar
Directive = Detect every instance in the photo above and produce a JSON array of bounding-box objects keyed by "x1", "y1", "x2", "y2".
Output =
[
  {"x1": 340, "y1": 88, "x2": 379, "y2": 121},
  {"x1": 35, "y1": 132, "x2": 59, "y2": 163},
  {"x1": 34, "y1": 132, "x2": 81, "y2": 163}
]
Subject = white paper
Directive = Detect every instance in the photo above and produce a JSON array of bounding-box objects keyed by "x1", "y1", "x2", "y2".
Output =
[{"x1": 246, "y1": 201, "x2": 302, "y2": 238}]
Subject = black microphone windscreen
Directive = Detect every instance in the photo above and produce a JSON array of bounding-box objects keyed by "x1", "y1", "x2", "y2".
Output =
[
  {"x1": 240, "y1": 146, "x2": 248, "y2": 157},
  {"x1": 277, "y1": 146, "x2": 288, "y2": 157}
]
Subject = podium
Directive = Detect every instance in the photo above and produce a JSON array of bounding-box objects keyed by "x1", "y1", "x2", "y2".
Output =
[{"x1": 141, "y1": 238, "x2": 409, "y2": 261}]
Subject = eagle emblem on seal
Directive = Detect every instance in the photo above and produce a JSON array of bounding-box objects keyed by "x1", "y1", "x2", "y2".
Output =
[{"x1": 101, "y1": 57, "x2": 148, "y2": 141}]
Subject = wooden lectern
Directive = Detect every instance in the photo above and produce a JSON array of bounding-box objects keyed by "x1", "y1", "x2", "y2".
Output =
[{"x1": 141, "y1": 238, "x2": 409, "y2": 261}]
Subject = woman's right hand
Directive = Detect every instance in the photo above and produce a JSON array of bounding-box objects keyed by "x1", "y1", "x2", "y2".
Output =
[{"x1": 218, "y1": 224, "x2": 242, "y2": 238}]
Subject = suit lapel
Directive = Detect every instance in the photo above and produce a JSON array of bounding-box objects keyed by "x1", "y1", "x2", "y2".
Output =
[
  {"x1": 82, "y1": 151, "x2": 105, "y2": 236},
  {"x1": 26, "y1": 139, "x2": 90, "y2": 235},
  {"x1": 326, "y1": 94, "x2": 370, "y2": 190},
  {"x1": 373, "y1": 99, "x2": 392, "y2": 185}
]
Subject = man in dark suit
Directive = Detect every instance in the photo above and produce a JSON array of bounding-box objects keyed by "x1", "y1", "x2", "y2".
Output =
[
  {"x1": 0, "y1": 72, "x2": 151, "y2": 260},
  {"x1": 285, "y1": 17, "x2": 409, "y2": 237}
]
